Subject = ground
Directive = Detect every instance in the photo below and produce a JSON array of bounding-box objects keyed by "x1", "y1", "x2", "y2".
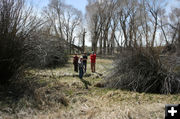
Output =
[{"x1": 1, "y1": 57, "x2": 180, "y2": 119}]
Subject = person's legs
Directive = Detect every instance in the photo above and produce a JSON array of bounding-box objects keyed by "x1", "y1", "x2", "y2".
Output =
[
  {"x1": 91, "y1": 63, "x2": 93, "y2": 72},
  {"x1": 84, "y1": 63, "x2": 87, "y2": 73},
  {"x1": 82, "y1": 67, "x2": 84, "y2": 77},
  {"x1": 76, "y1": 64, "x2": 78, "y2": 72},
  {"x1": 79, "y1": 67, "x2": 84, "y2": 79},
  {"x1": 94, "y1": 63, "x2": 96, "y2": 72},
  {"x1": 91, "y1": 63, "x2": 95, "y2": 72},
  {"x1": 79, "y1": 67, "x2": 81, "y2": 78},
  {"x1": 74, "y1": 64, "x2": 76, "y2": 72},
  {"x1": 74, "y1": 64, "x2": 76, "y2": 71}
]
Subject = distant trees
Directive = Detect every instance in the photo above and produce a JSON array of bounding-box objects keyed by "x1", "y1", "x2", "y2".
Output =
[
  {"x1": 86, "y1": 0, "x2": 180, "y2": 54},
  {"x1": 168, "y1": 8, "x2": 180, "y2": 56},
  {"x1": 86, "y1": 0, "x2": 114, "y2": 54},
  {"x1": 43, "y1": 0, "x2": 83, "y2": 54}
]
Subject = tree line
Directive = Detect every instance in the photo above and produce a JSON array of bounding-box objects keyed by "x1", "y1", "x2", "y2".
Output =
[{"x1": 86, "y1": 0, "x2": 180, "y2": 55}]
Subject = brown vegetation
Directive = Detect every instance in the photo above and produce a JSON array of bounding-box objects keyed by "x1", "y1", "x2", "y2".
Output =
[{"x1": 104, "y1": 48, "x2": 180, "y2": 94}]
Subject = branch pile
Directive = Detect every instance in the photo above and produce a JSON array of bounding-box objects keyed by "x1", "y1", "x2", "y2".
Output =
[{"x1": 104, "y1": 49, "x2": 180, "y2": 94}]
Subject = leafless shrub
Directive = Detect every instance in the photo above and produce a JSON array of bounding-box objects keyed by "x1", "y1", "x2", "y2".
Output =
[
  {"x1": 104, "y1": 48, "x2": 180, "y2": 94},
  {"x1": 0, "y1": 0, "x2": 68, "y2": 85},
  {"x1": 23, "y1": 32, "x2": 68, "y2": 68},
  {"x1": 0, "y1": 0, "x2": 43, "y2": 84}
]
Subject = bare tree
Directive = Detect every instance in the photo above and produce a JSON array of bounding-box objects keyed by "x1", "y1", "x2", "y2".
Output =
[
  {"x1": 43, "y1": 0, "x2": 65, "y2": 38},
  {"x1": 147, "y1": 0, "x2": 166, "y2": 47},
  {"x1": 43, "y1": 0, "x2": 82, "y2": 54},
  {"x1": 86, "y1": 0, "x2": 102, "y2": 53},
  {"x1": 62, "y1": 5, "x2": 82, "y2": 54},
  {"x1": 86, "y1": 0, "x2": 177, "y2": 55},
  {"x1": 169, "y1": 8, "x2": 180, "y2": 44},
  {"x1": 86, "y1": 0, "x2": 115, "y2": 54},
  {"x1": 169, "y1": 8, "x2": 180, "y2": 56}
]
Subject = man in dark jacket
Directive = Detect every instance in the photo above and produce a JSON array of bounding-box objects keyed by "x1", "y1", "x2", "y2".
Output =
[
  {"x1": 73, "y1": 54, "x2": 79, "y2": 72},
  {"x1": 83, "y1": 52, "x2": 88, "y2": 73}
]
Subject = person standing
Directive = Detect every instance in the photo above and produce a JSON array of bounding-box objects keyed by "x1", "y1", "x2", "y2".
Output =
[
  {"x1": 90, "y1": 51, "x2": 96, "y2": 73},
  {"x1": 83, "y1": 52, "x2": 88, "y2": 73},
  {"x1": 73, "y1": 54, "x2": 79, "y2": 72},
  {"x1": 78, "y1": 56, "x2": 84, "y2": 79},
  {"x1": 78, "y1": 56, "x2": 91, "y2": 89}
]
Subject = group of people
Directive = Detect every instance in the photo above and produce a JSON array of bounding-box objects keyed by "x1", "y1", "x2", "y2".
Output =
[{"x1": 73, "y1": 51, "x2": 96, "y2": 79}]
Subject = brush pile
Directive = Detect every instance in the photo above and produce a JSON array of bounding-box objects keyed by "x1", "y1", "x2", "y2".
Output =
[{"x1": 104, "y1": 49, "x2": 180, "y2": 94}]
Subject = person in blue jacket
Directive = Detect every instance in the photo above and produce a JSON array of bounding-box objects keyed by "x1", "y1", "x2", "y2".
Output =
[
  {"x1": 78, "y1": 56, "x2": 84, "y2": 79},
  {"x1": 78, "y1": 56, "x2": 91, "y2": 89}
]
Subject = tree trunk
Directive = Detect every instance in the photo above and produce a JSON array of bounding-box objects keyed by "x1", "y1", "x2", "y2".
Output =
[
  {"x1": 107, "y1": 43, "x2": 110, "y2": 54},
  {"x1": 177, "y1": 25, "x2": 180, "y2": 56},
  {"x1": 151, "y1": 17, "x2": 157, "y2": 47},
  {"x1": 103, "y1": 35, "x2": 107, "y2": 55},
  {"x1": 92, "y1": 32, "x2": 98, "y2": 53},
  {"x1": 82, "y1": 29, "x2": 86, "y2": 53},
  {"x1": 99, "y1": 32, "x2": 103, "y2": 54},
  {"x1": 110, "y1": 29, "x2": 115, "y2": 55},
  {"x1": 103, "y1": 29, "x2": 108, "y2": 55}
]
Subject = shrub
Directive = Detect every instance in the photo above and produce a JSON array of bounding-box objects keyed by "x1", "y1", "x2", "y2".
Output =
[
  {"x1": 24, "y1": 34, "x2": 68, "y2": 68},
  {"x1": 0, "y1": 0, "x2": 27, "y2": 85},
  {"x1": 0, "y1": 0, "x2": 68, "y2": 85},
  {"x1": 104, "y1": 48, "x2": 180, "y2": 94}
]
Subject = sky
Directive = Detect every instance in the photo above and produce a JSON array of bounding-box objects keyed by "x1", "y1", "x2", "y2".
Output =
[
  {"x1": 66, "y1": 0, "x2": 88, "y2": 15},
  {"x1": 27, "y1": 0, "x2": 180, "y2": 13},
  {"x1": 27, "y1": 0, "x2": 88, "y2": 15}
]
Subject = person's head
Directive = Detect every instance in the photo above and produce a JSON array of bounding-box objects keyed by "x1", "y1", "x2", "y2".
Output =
[
  {"x1": 92, "y1": 51, "x2": 94, "y2": 54},
  {"x1": 83, "y1": 52, "x2": 86, "y2": 56},
  {"x1": 75, "y1": 53, "x2": 77, "y2": 56},
  {"x1": 80, "y1": 56, "x2": 83, "y2": 61}
]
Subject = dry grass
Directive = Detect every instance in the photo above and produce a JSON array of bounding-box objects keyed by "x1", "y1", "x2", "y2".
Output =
[{"x1": 1, "y1": 57, "x2": 180, "y2": 119}]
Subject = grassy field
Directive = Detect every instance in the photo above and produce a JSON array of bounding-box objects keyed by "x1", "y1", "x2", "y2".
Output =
[{"x1": 1, "y1": 56, "x2": 180, "y2": 119}]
